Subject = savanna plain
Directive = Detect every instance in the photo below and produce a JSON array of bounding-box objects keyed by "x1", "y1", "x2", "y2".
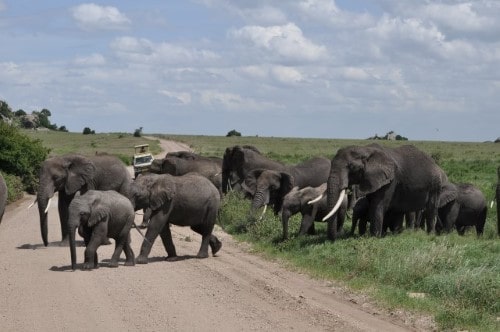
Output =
[{"x1": 12, "y1": 131, "x2": 500, "y2": 330}]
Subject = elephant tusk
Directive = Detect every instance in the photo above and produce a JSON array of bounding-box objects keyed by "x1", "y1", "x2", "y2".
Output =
[
  {"x1": 308, "y1": 193, "x2": 323, "y2": 205},
  {"x1": 133, "y1": 223, "x2": 151, "y2": 245},
  {"x1": 28, "y1": 198, "x2": 37, "y2": 209},
  {"x1": 44, "y1": 197, "x2": 53, "y2": 214},
  {"x1": 322, "y1": 189, "x2": 346, "y2": 221},
  {"x1": 491, "y1": 200, "x2": 495, "y2": 209},
  {"x1": 258, "y1": 205, "x2": 267, "y2": 221}
]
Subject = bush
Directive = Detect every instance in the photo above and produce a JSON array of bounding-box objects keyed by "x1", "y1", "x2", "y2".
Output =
[
  {"x1": 226, "y1": 129, "x2": 241, "y2": 137},
  {"x1": 1, "y1": 172, "x2": 24, "y2": 203},
  {"x1": 134, "y1": 127, "x2": 143, "y2": 137},
  {"x1": 0, "y1": 122, "x2": 49, "y2": 193},
  {"x1": 83, "y1": 127, "x2": 95, "y2": 135}
]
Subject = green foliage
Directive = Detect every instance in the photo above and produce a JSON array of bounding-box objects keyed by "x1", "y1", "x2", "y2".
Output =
[
  {"x1": 0, "y1": 122, "x2": 49, "y2": 193},
  {"x1": 1, "y1": 171, "x2": 24, "y2": 203},
  {"x1": 0, "y1": 100, "x2": 12, "y2": 119},
  {"x1": 82, "y1": 127, "x2": 95, "y2": 135},
  {"x1": 134, "y1": 127, "x2": 143, "y2": 137},
  {"x1": 226, "y1": 129, "x2": 242, "y2": 137}
]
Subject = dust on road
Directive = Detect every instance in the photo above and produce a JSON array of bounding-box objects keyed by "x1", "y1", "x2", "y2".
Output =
[{"x1": 0, "y1": 138, "x2": 433, "y2": 332}]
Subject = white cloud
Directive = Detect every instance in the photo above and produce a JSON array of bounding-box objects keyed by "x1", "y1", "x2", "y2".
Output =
[
  {"x1": 72, "y1": 3, "x2": 130, "y2": 30},
  {"x1": 421, "y1": 3, "x2": 492, "y2": 32},
  {"x1": 231, "y1": 23, "x2": 327, "y2": 62},
  {"x1": 200, "y1": 90, "x2": 280, "y2": 111},
  {"x1": 110, "y1": 36, "x2": 219, "y2": 65},
  {"x1": 158, "y1": 90, "x2": 192, "y2": 105},
  {"x1": 73, "y1": 53, "x2": 106, "y2": 66},
  {"x1": 270, "y1": 66, "x2": 304, "y2": 85},
  {"x1": 297, "y1": 0, "x2": 374, "y2": 29}
]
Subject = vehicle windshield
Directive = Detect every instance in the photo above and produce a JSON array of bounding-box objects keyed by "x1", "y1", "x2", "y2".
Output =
[{"x1": 135, "y1": 155, "x2": 153, "y2": 164}]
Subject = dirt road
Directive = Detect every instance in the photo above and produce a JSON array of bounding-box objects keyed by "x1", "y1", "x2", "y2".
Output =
[{"x1": 0, "y1": 138, "x2": 431, "y2": 331}]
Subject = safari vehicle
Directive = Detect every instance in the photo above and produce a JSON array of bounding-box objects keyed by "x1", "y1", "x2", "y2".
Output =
[{"x1": 133, "y1": 144, "x2": 154, "y2": 178}]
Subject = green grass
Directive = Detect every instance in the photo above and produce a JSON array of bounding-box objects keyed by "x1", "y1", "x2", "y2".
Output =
[{"x1": 29, "y1": 131, "x2": 500, "y2": 331}]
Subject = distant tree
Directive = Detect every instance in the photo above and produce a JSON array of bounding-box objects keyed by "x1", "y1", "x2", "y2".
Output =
[
  {"x1": 395, "y1": 134, "x2": 408, "y2": 141},
  {"x1": 226, "y1": 129, "x2": 241, "y2": 137},
  {"x1": 14, "y1": 109, "x2": 26, "y2": 117},
  {"x1": 134, "y1": 127, "x2": 143, "y2": 137},
  {"x1": 0, "y1": 100, "x2": 12, "y2": 119},
  {"x1": 83, "y1": 127, "x2": 95, "y2": 135},
  {"x1": 58, "y1": 125, "x2": 68, "y2": 132}
]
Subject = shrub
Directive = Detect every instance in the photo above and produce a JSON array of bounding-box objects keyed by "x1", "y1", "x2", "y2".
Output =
[
  {"x1": 83, "y1": 127, "x2": 95, "y2": 135},
  {"x1": 0, "y1": 122, "x2": 49, "y2": 193},
  {"x1": 226, "y1": 129, "x2": 241, "y2": 137}
]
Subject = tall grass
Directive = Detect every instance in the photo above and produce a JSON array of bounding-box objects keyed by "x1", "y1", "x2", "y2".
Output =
[{"x1": 30, "y1": 131, "x2": 500, "y2": 331}]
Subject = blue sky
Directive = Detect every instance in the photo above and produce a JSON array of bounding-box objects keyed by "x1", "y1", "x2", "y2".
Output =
[{"x1": 1, "y1": 1, "x2": 499, "y2": 141}]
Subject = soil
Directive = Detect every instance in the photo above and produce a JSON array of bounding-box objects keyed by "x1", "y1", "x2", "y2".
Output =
[{"x1": 0, "y1": 138, "x2": 435, "y2": 332}]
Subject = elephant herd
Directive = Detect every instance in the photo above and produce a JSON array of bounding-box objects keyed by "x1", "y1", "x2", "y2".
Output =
[{"x1": 19, "y1": 143, "x2": 500, "y2": 270}]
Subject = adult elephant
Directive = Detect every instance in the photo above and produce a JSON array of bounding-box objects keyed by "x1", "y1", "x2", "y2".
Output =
[
  {"x1": 36, "y1": 154, "x2": 131, "y2": 246},
  {"x1": 437, "y1": 182, "x2": 487, "y2": 236},
  {"x1": 68, "y1": 190, "x2": 135, "y2": 270},
  {"x1": 221, "y1": 145, "x2": 285, "y2": 194},
  {"x1": 242, "y1": 157, "x2": 331, "y2": 215},
  {"x1": 128, "y1": 173, "x2": 221, "y2": 263},
  {"x1": 281, "y1": 184, "x2": 347, "y2": 240},
  {"x1": 350, "y1": 197, "x2": 409, "y2": 236},
  {"x1": 150, "y1": 151, "x2": 222, "y2": 194},
  {"x1": 0, "y1": 173, "x2": 7, "y2": 224},
  {"x1": 324, "y1": 144, "x2": 445, "y2": 240}
]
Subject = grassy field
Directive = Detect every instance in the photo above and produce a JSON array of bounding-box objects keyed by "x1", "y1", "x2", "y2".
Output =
[{"x1": 29, "y1": 131, "x2": 500, "y2": 331}]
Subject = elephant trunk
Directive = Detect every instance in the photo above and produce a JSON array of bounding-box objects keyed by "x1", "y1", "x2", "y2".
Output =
[
  {"x1": 251, "y1": 190, "x2": 268, "y2": 211},
  {"x1": 37, "y1": 186, "x2": 54, "y2": 247},
  {"x1": 323, "y1": 168, "x2": 349, "y2": 222},
  {"x1": 69, "y1": 224, "x2": 77, "y2": 270}
]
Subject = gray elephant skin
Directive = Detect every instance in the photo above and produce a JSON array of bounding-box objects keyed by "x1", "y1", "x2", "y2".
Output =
[
  {"x1": 68, "y1": 190, "x2": 135, "y2": 270},
  {"x1": 129, "y1": 173, "x2": 222, "y2": 263},
  {"x1": 325, "y1": 144, "x2": 446, "y2": 240},
  {"x1": 281, "y1": 184, "x2": 347, "y2": 240},
  {"x1": 497, "y1": 166, "x2": 500, "y2": 236},
  {"x1": 0, "y1": 173, "x2": 7, "y2": 224},
  {"x1": 37, "y1": 154, "x2": 131, "y2": 246},
  {"x1": 150, "y1": 151, "x2": 223, "y2": 194},
  {"x1": 242, "y1": 156, "x2": 331, "y2": 216},
  {"x1": 437, "y1": 182, "x2": 487, "y2": 236},
  {"x1": 222, "y1": 145, "x2": 285, "y2": 194}
]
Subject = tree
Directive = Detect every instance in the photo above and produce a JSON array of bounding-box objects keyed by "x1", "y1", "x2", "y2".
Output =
[
  {"x1": 226, "y1": 129, "x2": 241, "y2": 137},
  {"x1": 134, "y1": 127, "x2": 143, "y2": 137},
  {"x1": 0, "y1": 100, "x2": 12, "y2": 119},
  {"x1": 58, "y1": 125, "x2": 68, "y2": 132},
  {"x1": 83, "y1": 127, "x2": 95, "y2": 135},
  {"x1": 14, "y1": 109, "x2": 26, "y2": 117}
]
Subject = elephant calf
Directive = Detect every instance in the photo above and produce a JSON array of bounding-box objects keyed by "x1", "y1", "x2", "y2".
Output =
[
  {"x1": 281, "y1": 184, "x2": 347, "y2": 240},
  {"x1": 68, "y1": 190, "x2": 136, "y2": 270}
]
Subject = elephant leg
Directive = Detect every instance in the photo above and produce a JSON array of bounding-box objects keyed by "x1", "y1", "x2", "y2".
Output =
[
  {"x1": 369, "y1": 205, "x2": 385, "y2": 237},
  {"x1": 298, "y1": 214, "x2": 314, "y2": 236},
  {"x1": 57, "y1": 192, "x2": 74, "y2": 246},
  {"x1": 209, "y1": 235, "x2": 222, "y2": 256},
  {"x1": 83, "y1": 237, "x2": 101, "y2": 270},
  {"x1": 122, "y1": 233, "x2": 135, "y2": 266},
  {"x1": 326, "y1": 215, "x2": 338, "y2": 241},
  {"x1": 307, "y1": 222, "x2": 316, "y2": 235},
  {"x1": 191, "y1": 224, "x2": 212, "y2": 259},
  {"x1": 136, "y1": 212, "x2": 165, "y2": 264},
  {"x1": 160, "y1": 224, "x2": 177, "y2": 259},
  {"x1": 281, "y1": 213, "x2": 291, "y2": 240},
  {"x1": 475, "y1": 208, "x2": 487, "y2": 236},
  {"x1": 109, "y1": 240, "x2": 123, "y2": 268},
  {"x1": 424, "y1": 194, "x2": 439, "y2": 234},
  {"x1": 358, "y1": 218, "x2": 368, "y2": 236}
]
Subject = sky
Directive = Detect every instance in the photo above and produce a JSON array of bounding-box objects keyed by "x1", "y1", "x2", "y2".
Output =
[{"x1": 0, "y1": 0, "x2": 499, "y2": 142}]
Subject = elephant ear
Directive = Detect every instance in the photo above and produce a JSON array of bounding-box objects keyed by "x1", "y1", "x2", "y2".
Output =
[
  {"x1": 88, "y1": 194, "x2": 109, "y2": 227},
  {"x1": 150, "y1": 178, "x2": 175, "y2": 212},
  {"x1": 359, "y1": 149, "x2": 395, "y2": 195},
  {"x1": 273, "y1": 172, "x2": 295, "y2": 214},
  {"x1": 162, "y1": 158, "x2": 177, "y2": 175},
  {"x1": 65, "y1": 155, "x2": 96, "y2": 195},
  {"x1": 242, "y1": 169, "x2": 265, "y2": 197},
  {"x1": 438, "y1": 182, "x2": 458, "y2": 208}
]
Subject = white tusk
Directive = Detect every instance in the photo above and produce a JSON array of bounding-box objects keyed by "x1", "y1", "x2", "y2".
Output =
[
  {"x1": 308, "y1": 193, "x2": 323, "y2": 205},
  {"x1": 491, "y1": 200, "x2": 495, "y2": 209},
  {"x1": 322, "y1": 189, "x2": 346, "y2": 221},
  {"x1": 44, "y1": 197, "x2": 53, "y2": 214},
  {"x1": 258, "y1": 205, "x2": 268, "y2": 221},
  {"x1": 28, "y1": 198, "x2": 37, "y2": 209}
]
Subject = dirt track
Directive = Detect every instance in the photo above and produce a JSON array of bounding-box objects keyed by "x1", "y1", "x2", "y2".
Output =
[{"x1": 0, "y1": 139, "x2": 432, "y2": 331}]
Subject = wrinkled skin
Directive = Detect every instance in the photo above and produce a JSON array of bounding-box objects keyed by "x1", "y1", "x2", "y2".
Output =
[
  {"x1": 281, "y1": 184, "x2": 347, "y2": 240},
  {"x1": 221, "y1": 145, "x2": 285, "y2": 194},
  {"x1": 0, "y1": 173, "x2": 7, "y2": 224},
  {"x1": 37, "y1": 154, "x2": 131, "y2": 246},
  {"x1": 129, "y1": 173, "x2": 221, "y2": 263},
  {"x1": 437, "y1": 182, "x2": 487, "y2": 236},
  {"x1": 243, "y1": 157, "x2": 331, "y2": 216},
  {"x1": 326, "y1": 144, "x2": 445, "y2": 240},
  {"x1": 68, "y1": 190, "x2": 135, "y2": 270}
]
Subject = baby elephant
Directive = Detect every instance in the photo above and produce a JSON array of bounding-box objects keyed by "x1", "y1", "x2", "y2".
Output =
[
  {"x1": 129, "y1": 173, "x2": 221, "y2": 263},
  {"x1": 68, "y1": 190, "x2": 136, "y2": 270}
]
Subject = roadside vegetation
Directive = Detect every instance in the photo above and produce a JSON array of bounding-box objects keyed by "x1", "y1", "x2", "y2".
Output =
[{"x1": 8, "y1": 130, "x2": 500, "y2": 331}]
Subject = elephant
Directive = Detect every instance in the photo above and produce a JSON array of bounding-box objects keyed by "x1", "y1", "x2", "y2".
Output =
[
  {"x1": 128, "y1": 173, "x2": 222, "y2": 263},
  {"x1": 437, "y1": 182, "x2": 487, "y2": 236},
  {"x1": 68, "y1": 190, "x2": 135, "y2": 270},
  {"x1": 221, "y1": 145, "x2": 285, "y2": 194},
  {"x1": 280, "y1": 183, "x2": 347, "y2": 240},
  {"x1": 324, "y1": 144, "x2": 446, "y2": 240},
  {"x1": 149, "y1": 151, "x2": 223, "y2": 195},
  {"x1": 0, "y1": 173, "x2": 7, "y2": 224},
  {"x1": 36, "y1": 153, "x2": 131, "y2": 246},
  {"x1": 242, "y1": 156, "x2": 331, "y2": 216}
]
